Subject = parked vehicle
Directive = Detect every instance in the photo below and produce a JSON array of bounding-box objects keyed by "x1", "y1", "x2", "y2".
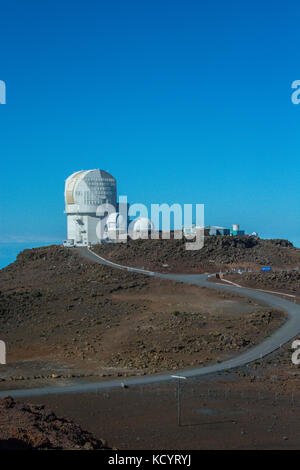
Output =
[{"x1": 63, "y1": 239, "x2": 75, "y2": 247}]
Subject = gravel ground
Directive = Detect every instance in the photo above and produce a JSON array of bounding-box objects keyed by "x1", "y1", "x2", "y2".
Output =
[
  {"x1": 225, "y1": 271, "x2": 300, "y2": 296},
  {"x1": 0, "y1": 245, "x2": 285, "y2": 385},
  {"x1": 92, "y1": 235, "x2": 300, "y2": 273}
]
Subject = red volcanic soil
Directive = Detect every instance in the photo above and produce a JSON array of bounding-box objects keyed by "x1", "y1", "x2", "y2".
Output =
[
  {"x1": 0, "y1": 245, "x2": 285, "y2": 385},
  {"x1": 24, "y1": 342, "x2": 300, "y2": 450},
  {"x1": 92, "y1": 236, "x2": 300, "y2": 274},
  {"x1": 224, "y1": 270, "x2": 300, "y2": 297},
  {"x1": 0, "y1": 395, "x2": 110, "y2": 450}
]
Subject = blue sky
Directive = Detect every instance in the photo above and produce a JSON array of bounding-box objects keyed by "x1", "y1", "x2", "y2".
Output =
[{"x1": 0, "y1": 0, "x2": 299, "y2": 246}]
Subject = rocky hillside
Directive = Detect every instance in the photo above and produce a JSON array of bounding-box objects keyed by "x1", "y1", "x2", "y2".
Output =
[
  {"x1": 0, "y1": 396, "x2": 110, "y2": 450},
  {"x1": 0, "y1": 245, "x2": 285, "y2": 381},
  {"x1": 93, "y1": 235, "x2": 300, "y2": 273},
  {"x1": 226, "y1": 270, "x2": 300, "y2": 295}
]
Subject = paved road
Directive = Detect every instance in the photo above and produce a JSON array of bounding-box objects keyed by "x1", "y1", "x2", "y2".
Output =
[{"x1": 1, "y1": 246, "x2": 300, "y2": 399}]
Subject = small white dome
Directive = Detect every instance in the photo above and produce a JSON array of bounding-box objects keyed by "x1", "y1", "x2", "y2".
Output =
[
  {"x1": 106, "y1": 212, "x2": 126, "y2": 229},
  {"x1": 132, "y1": 217, "x2": 154, "y2": 232}
]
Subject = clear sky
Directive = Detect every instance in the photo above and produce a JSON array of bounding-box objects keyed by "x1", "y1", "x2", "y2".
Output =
[{"x1": 0, "y1": 0, "x2": 299, "y2": 246}]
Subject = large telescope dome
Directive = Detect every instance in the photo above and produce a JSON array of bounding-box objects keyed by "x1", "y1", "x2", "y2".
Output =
[
  {"x1": 65, "y1": 169, "x2": 117, "y2": 214},
  {"x1": 64, "y1": 169, "x2": 117, "y2": 246}
]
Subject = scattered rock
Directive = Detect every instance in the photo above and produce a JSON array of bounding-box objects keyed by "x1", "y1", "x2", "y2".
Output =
[{"x1": 0, "y1": 396, "x2": 111, "y2": 450}]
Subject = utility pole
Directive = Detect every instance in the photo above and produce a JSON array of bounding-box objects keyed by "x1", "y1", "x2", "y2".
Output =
[{"x1": 171, "y1": 375, "x2": 187, "y2": 426}]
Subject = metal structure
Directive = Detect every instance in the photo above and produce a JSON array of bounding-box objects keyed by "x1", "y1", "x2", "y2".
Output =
[
  {"x1": 64, "y1": 169, "x2": 117, "y2": 246},
  {"x1": 206, "y1": 226, "x2": 230, "y2": 236},
  {"x1": 231, "y1": 223, "x2": 245, "y2": 236},
  {"x1": 171, "y1": 375, "x2": 187, "y2": 426}
]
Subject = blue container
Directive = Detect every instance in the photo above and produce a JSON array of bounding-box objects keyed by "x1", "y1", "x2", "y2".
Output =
[{"x1": 261, "y1": 266, "x2": 272, "y2": 272}]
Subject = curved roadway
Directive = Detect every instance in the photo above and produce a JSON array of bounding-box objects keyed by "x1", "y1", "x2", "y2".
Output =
[{"x1": 1, "y1": 246, "x2": 300, "y2": 399}]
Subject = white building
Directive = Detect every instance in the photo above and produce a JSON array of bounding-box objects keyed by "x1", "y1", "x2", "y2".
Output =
[
  {"x1": 64, "y1": 169, "x2": 117, "y2": 246},
  {"x1": 104, "y1": 211, "x2": 127, "y2": 241},
  {"x1": 130, "y1": 217, "x2": 154, "y2": 239}
]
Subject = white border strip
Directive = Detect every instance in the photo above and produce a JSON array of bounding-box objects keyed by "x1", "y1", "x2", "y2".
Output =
[{"x1": 220, "y1": 278, "x2": 296, "y2": 299}]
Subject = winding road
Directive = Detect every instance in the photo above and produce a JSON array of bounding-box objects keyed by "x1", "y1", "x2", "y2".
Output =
[{"x1": 1, "y1": 246, "x2": 300, "y2": 399}]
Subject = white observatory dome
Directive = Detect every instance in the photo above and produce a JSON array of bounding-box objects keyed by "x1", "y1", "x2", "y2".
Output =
[
  {"x1": 65, "y1": 169, "x2": 117, "y2": 214},
  {"x1": 64, "y1": 169, "x2": 117, "y2": 246},
  {"x1": 131, "y1": 217, "x2": 154, "y2": 239},
  {"x1": 106, "y1": 212, "x2": 126, "y2": 232}
]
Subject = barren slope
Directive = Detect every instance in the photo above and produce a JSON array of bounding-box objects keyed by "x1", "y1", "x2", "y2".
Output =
[
  {"x1": 224, "y1": 270, "x2": 300, "y2": 297},
  {"x1": 93, "y1": 235, "x2": 300, "y2": 273},
  {"x1": 0, "y1": 245, "x2": 285, "y2": 386}
]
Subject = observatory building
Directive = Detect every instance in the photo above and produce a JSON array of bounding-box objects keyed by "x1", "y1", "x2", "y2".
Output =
[
  {"x1": 130, "y1": 217, "x2": 154, "y2": 239},
  {"x1": 64, "y1": 169, "x2": 117, "y2": 246}
]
